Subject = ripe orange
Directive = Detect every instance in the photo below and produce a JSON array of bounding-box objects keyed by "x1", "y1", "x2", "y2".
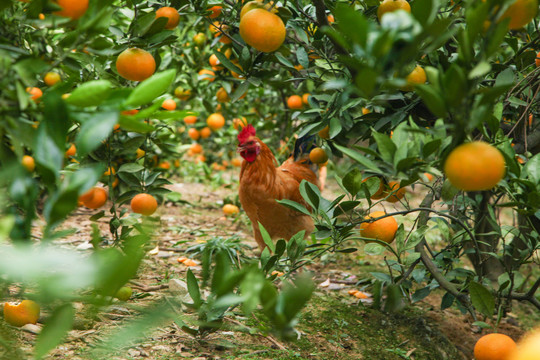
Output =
[
  {"x1": 136, "y1": 148, "x2": 145, "y2": 159},
  {"x1": 444, "y1": 141, "x2": 506, "y2": 191},
  {"x1": 377, "y1": 0, "x2": 411, "y2": 21},
  {"x1": 499, "y1": 0, "x2": 538, "y2": 30},
  {"x1": 230, "y1": 61, "x2": 245, "y2": 79},
  {"x1": 174, "y1": 86, "x2": 191, "y2": 100},
  {"x1": 231, "y1": 157, "x2": 243, "y2": 167},
  {"x1": 21, "y1": 155, "x2": 35, "y2": 172},
  {"x1": 474, "y1": 333, "x2": 516, "y2": 360},
  {"x1": 240, "y1": 0, "x2": 275, "y2": 19},
  {"x1": 188, "y1": 128, "x2": 200, "y2": 140},
  {"x1": 359, "y1": 211, "x2": 398, "y2": 244},
  {"x1": 26, "y1": 87, "x2": 42, "y2": 101},
  {"x1": 54, "y1": 0, "x2": 89, "y2": 20},
  {"x1": 318, "y1": 126, "x2": 330, "y2": 139},
  {"x1": 239, "y1": 8, "x2": 286, "y2": 53},
  {"x1": 198, "y1": 69, "x2": 216, "y2": 82},
  {"x1": 209, "y1": 54, "x2": 223, "y2": 70},
  {"x1": 403, "y1": 65, "x2": 426, "y2": 90},
  {"x1": 190, "y1": 143, "x2": 203, "y2": 154},
  {"x1": 207, "y1": 113, "x2": 225, "y2": 130},
  {"x1": 327, "y1": 14, "x2": 335, "y2": 23},
  {"x1": 363, "y1": 177, "x2": 386, "y2": 200},
  {"x1": 130, "y1": 193, "x2": 158, "y2": 216},
  {"x1": 509, "y1": 328, "x2": 540, "y2": 360},
  {"x1": 158, "y1": 161, "x2": 170, "y2": 170},
  {"x1": 216, "y1": 87, "x2": 229, "y2": 102},
  {"x1": 79, "y1": 187, "x2": 107, "y2": 209},
  {"x1": 44, "y1": 72, "x2": 61, "y2": 86},
  {"x1": 233, "y1": 117, "x2": 248, "y2": 130},
  {"x1": 121, "y1": 109, "x2": 139, "y2": 116},
  {"x1": 200, "y1": 127, "x2": 212, "y2": 139},
  {"x1": 362, "y1": 107, "x2": 370, "y2": 115},
  {"x1": 536, "y1": 51, "x2": 540, "y2": 67},
  {"x1": 184, "y1": 115, "x2": 197, "y2": 124},
  {"x1": 302, "y1": 93, "x2": 310, "y2": 105},
  {"x1": 424, "y1": 172, "x2": 434, "y2": 182},
  {"x1": 65, "y1": 143, "x2": 76, "y2": 157},
  {"x1": 161, "y1": 99, "x2": 177, "y2": 111},
  {"x1": 208, "y1": 5, "x2": 222, "y2": 19},
  {"x1": 3, "y1": 300, "x2": 40, "y2": 327},
  {"x1": 223, "y1": 204, "x2": 240, "y2": 215},
  {"x1": 287, "y1": 95, "x2": 303, "y2": 109},
  {"x1": 309, "y1": 147, "x2": 328, "y2": 164},
  {"x1": 385, "y1": 181, "x2": 406, "y2": 203},
  {"x1": 116, "y1": 48, "x2": 156, "y2": 82},
  {"x1": 104, "y1": 166, "x2": 116, "y2": 176},
  {"x1": 155, "y1": 7, "x2": 180, "y2": 30}
]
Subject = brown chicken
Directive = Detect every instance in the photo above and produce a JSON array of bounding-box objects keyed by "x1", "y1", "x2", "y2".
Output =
[{"x1": 237, "y1": 125, "x2": 321, "y2": 250}]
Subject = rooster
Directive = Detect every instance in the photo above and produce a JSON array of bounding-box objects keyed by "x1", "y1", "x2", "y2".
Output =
[{"x1": 237, "y1": 125, "x2": 321, "y2": 250}]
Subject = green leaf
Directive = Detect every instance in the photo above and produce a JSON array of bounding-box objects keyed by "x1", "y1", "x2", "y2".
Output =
[
  {"x1": 258, "y1": 222, "x2": 275, "y2": 253},
  {"x1": 296, "y1": 47, "x2": 309, "y2": 69},
  {"x1": 412, "y1": 0, "x2": 439, "y2": 26},
  {"x1": 469, "y1": 62, "x2": 491, "y2": 79},
  {"x1": 76, "y1": 111, "x2": 119, "y2": 156},
  {"x1": 342, "y1": 168, "x2": 363, "y2": 196},
  {"x1": 231, "y1": 81, "x2": 250, "y2": 103},
  {"x1": 414, "y1": 84, "x2": 447, "y2": 118},
  {"x1": 441, "y1": 292, "x2": 455, "y2": 310},
  {"x1": 118, "y1": 117, "x2": 155, "y2": 133},
  {"x1": 65, "y1": 80, "x2": 112, "y2": 107},
  {"x1": 384, "y1": 284, "x2": 406, "y2": 313},
  {"x1": 124, "y1": 69, "x2": 176, "y2": 108},
  {"x1": 334, "y1": 4, "x2": 368, "y2": 47},
  {"x1": 334, "y1": 144, "x2": 381, "y2": 172},
  {"x1": 469, "y1": 281, "x2": 495, "y2": 317},
  {"x1": 34, "y1": 304, "x2": 75, "y2": 359},
  {"x1": 443, "y1": 64, "x2": 467, "y2": 107},
  {"x1": 372, "y1": 131, "x2": 397, "y2": 164},
  {"x1": 186, "y1": 270, "x2": 202, "y2": 310},
  {"x1": 523, "y1": 153, "x2": 540, "y2": 183},
  {"x1": 213, "y1": 50, "x2": 243, "y2": 75},
  {"x1": 411, "y1": 287, "x2": 431, "y2": 303},
  {"x1": 299, "y1": 180, "x2": 320, "y2": 211},
  {"x1": 364, "y1": 243, "x2": 385, "y2": 255},
  {"x1": 276, "y1": 199, "x2": 311, "y2": 216}
]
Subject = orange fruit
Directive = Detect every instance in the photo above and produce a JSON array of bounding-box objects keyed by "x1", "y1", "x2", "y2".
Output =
[
  {"x1": 200, "y1": 127, "x2": 212, "y2": 138},
  {"x1": 116, "y1": 48, "x2": 156, "y2": 82},
  {"x1": 65, "y1": 143, "x2": 76, "y2": 157},
  {"x1": 209, "y1": 54, "x2": 223, "y2": 70},
  {"x1": 403, "y1": 65, "x2": 426, "y2": 90},
  {"x1": 136, "y1": 148, "x2": 145, "y2": 159},
  {"x1": 240, "y1": 0, "x2": 275, "y2": 18},
  {"x1": 26, "y1": 87, "x2": 42, "y2": 101},
  {"x1": 21, "y1": 155, "x2": 35, "y2": 172},
  {"x1": 174, "y1": 86, "x2": 191, "y2": 100},
  {"x1": 359, "y1": 211, "x2": 398, "y2": 244},
  {"x1": 385, "y1": 181, "x2": 406, "y2": 203},
  {"x1": 155, "y1": 7, "x2": 180, "y2": 30},
  {"x1": 535, "y1": 50, "x2": 540, "y2": 67},
  {"x1": 377, "y1": 0, "x2": 411, "y2": 21},
  {"x1": 444, "y1": 141, "x2": 506, "y2": 191},
  {"x1": 207, "y1": 113, "x2": 225, "y2": 130},
  {"x1": 3, "y1": 300, "x2": 40, "y2": 327},
  {"x1": 104, "y1": 166, "x2": 116, "y2": 176},
  {"x1": 184, "y1": 115, "x2": 197, "y2": 124},
  {"x1": 231, "y1": 157, "x2": 243, "y2": 167},
  {"x1": 499, "y1": 0, "x2": 538, "y2": 30},
  {"x1": 54, "y1": 0, "x2": 89, "y2": 20},
  {"x1": 302, "y1": 93, "x2": 310, "y2": 105},
  {"x1": 216, "y1": 87, "x2": 229, "y2": 102},
  {"x1": 161, "y1": 99, "x2": 177, "y2": 111},
  {"x1": 318, "y1": 126, "x2": 330, "y2": 139},
  {"x1": 223, "y1": 204, "x2": 240, "y2": 215},
  {"x1": 79, "y1": 187, "x2": 107, "y2": 209},
  {"x1": 327, "y1": 14, "x2": 335, "y2": 23},
  {"x1": 188, "y1": 128, "x2": 200, "y2": 140},
  {"x1": 198, "y1": 69, "x2": 216, "y2": 82},
  {"x1": 309, "y1": 147, "x2": 328, "y2": 164},
  {"x1": 423, "y1": 173, "x2": 434, "y2": 182},
  {"x1": 509, "y1": 328, "x2": 540, "y2": 360},
  {"x1": 363, "y1": 177, "x2": 386, "y2": 200},
  {"x1": 130, "y1": 193, "x2": 158, "y2": 216},
  {"x1": 287, "y1": 95, "x2": 303, "y2": 109},
  {"x1": 208, "y1": 5, "x2": 222, "y2": 19},
  {"x1": 230, "y1": 61, "x2": 245, "y2": 79},
  {"x1": 44, "y1": 72, "x2": 61, "y2": 86},
  {"x1": 39, "y1": 13, "x2": 45, "y2": 20},
  {"x1": 362, "y1": 107, "x2": 370, "y2": 115},
  {"x1": 239, "y1": 8, "x2": 286, "y2": 53},
  {"x1": 158, "y1": 161, "x2": 170, "y2": 170},
  {"x1": 233, "y1": 117, "x2": 248, "y2": 130},
  {"x1": 193, "y1": 32, "x2": 207, "y2": 46},
  {"x1": 121, "y1": 109, "x2": 139, "y2": 116},
  {"x1": 190, "y1": 143, "x2": 203, "y2": 154},
  {"x1": 474, "y1": 333, "x2": 516, "y2": 360}
]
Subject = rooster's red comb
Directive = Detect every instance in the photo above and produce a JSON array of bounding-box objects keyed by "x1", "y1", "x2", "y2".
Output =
[{"x1": 238, "y1": 124, "x2": 256, "y2": 143}]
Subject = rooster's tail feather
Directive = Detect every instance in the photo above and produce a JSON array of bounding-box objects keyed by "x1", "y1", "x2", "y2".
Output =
[{"x1": 292, "y1": 134, "x2": 318, "y2": 173}]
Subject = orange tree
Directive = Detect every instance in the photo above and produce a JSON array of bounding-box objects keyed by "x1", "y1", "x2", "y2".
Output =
[{"x1": 1, "y1": 0, "x2": 539, "y2": 356}]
